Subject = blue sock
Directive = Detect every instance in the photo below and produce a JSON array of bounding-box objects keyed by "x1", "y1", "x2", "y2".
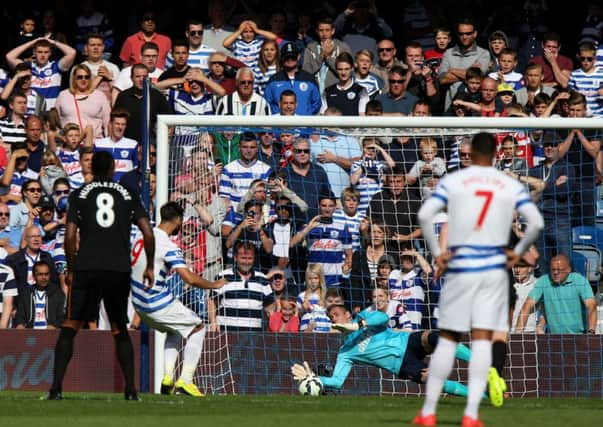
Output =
[
  {"x1": 443, "y1": 380, "x2": 468, "y2": 397},
  {"x1": 455, "y1": 343, "x2": 471, "y2": 362}
]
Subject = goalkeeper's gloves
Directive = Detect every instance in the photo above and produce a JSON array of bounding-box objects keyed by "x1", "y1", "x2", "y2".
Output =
[
  {"x1": 332, "y1": 318, "x2": 366, "y2": 332},
  {"x1": 291, "y1": 361, "x2": 316, "y2": 382}
]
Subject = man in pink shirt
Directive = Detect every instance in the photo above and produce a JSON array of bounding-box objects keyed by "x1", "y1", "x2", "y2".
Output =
[{"x1": 119, "y1": 11, "x2": 171, "y2": 69}]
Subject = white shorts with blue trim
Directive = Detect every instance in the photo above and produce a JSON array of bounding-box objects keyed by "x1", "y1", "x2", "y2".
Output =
[
  {"x1": 138, "y1": 299, "x2": 203, "y2": 338},
  {"x1": 438, "y1": 267, "x2": 509, "y2": 333}
]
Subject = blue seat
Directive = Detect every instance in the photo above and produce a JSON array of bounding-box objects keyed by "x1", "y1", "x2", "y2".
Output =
[
  {"x1": 571, "y1": 226, "x2": 603, "y2": 284},
  {"x1": 571, "y1": 251, "x2": 588, "y2": 278}
]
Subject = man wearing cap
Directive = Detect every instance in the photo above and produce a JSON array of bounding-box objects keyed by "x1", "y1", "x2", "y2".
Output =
[
  {"x1": 119, "y1": 11, "x2": 171, "y2": 69},
  {"x1": 264, "y1": 42, "x2": 321, "y2": 115},
  {"x1": 215, "y1": 67, "x2": 271, "y2": 115},
  {"x1": 302, "y1": 17, "x2": 352, "y2": 95}
]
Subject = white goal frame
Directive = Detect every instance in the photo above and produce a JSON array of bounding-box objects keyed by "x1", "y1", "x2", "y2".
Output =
[{"x1": 154, "y1": 115, "x2": 603, "y2": 394}]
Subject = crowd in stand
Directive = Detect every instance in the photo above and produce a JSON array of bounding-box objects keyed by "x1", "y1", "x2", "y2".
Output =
[{"x1": 0, "y1": 0, "x2": 601, "y2": 334}]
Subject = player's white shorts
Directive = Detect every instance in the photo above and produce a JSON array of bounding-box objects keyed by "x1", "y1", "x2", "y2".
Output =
[
  {"x1": 137, "y1": 299, "x2": 203, "y2": 338},
  {"x1": 438, "y1": 268, "x2": 509, "y2": 333}
]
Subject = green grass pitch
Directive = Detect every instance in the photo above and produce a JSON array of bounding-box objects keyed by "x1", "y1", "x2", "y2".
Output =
[{"x1": 0, "y1": 392, "x2": 601, "y2": 427}]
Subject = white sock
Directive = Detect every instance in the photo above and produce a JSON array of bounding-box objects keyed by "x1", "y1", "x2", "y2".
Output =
[
  {"x1": 464, "y1": 339, "x2": 492, "y2": 419},
  {"x1": 179, "y1": 327, "x2": 206, "y2": 384},
  {"x1": 164, "y1": 334, "x2": 180, "y2": 380},
  {"x1": 422, "y1": 336, "x2": 457, "y2": 416}
]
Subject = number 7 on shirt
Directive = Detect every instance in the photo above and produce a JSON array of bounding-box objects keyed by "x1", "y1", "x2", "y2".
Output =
[{"x1": 474, "y1": 190, "x2": 493, "y2": 229}]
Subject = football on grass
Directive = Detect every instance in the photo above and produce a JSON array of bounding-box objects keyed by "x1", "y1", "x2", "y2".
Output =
[{"x1": 298, "y1": 376, "x2": 323, "y2": 396}]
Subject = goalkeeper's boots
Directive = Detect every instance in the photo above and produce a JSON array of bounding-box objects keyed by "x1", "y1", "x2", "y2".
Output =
[
  {"x1": 175, "y1": 379, "x2": 205, "y2": 397},
  {"x1": 411, "y1": 410, "x2": 436, "y2": 426},
  {"x1": 160, "y1": 375, "x2": 175, "y2": 395},
  {"x1": 461, "y1": 416, "x2": 483, "y2": 427},
  {"x1": 487, "y1": 367, "x2": 504, "y2": 407}
]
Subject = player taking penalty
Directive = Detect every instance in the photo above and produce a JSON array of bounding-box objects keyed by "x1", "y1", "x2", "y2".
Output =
[
  {"x1": 414, "y1": 132, "x2": 543, "y2": 427},
  {"x1": 130, "y1": 202, "x2": 226, "y2": 397}
]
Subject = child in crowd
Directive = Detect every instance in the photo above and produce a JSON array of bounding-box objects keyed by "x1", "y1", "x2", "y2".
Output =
[
  {"x1": 269, "y1": 295, "x2": 300, "y2": 332},
  {"x1": 223, "y1": 20, "x2": 278, "y2": 69},
  {"x1": 333, "y1": 187, "x2": 366, "y2": 253},
  {"x1": 487, "y1": 30, "x2": 508, "y2": 73},
  {"x1": 387, "y1": 248, "x2": 431, "y2": 330},
  {"x1": 354, "y1": 50, "x2": 383, "y2": 99},
  {"x1": 350, "y1": 137, "x2": 395, "y2": 215},
  {"x1": 47, "y1": 122, "x2": 92, "y2": 189},
  {"x1": 445, "y1": 66, "x2": 483, "y2": 112},
  {"x1": 366, "y1": 287, "x2": 412, "y2": 330},
  {"x1": 489, "y1": 48, "x2": 525, "y2": 91},
  {"x1": 253, "y1": 40, "x2": 280, "y2": 96},
  {"x1": 298, "y1": 264, "x2": 330, "y2": 333},
  {"x1": 424, "y1": 27, "x2": 452, "y2": 76},
  {"x1": 406, "y1": 137, "x2": 446, "y2": 199},
  {"x1": 496, "y1": 82, "x2": 517, "y2": 109}
]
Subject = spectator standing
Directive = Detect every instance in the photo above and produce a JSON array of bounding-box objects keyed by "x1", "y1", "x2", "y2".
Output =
[
  {"x1": 113, "y1": 65, "x2": 171, "y2": 144},
  {"x1": 203, "y1": 0, "x2": 235, "y2": 53},
  {"x1": 253, "y1": 40, "x2": 280, "y2": 96},
  {"x1": 119, "y1": 11, "x2": 171, "y2": 69},
  {"x1": 264, "y1": 42, "x2": 321, "y2": 115},
  {"x1": 74, "y1": 2, "x2": 114, "y2": 59},
  {"x1": 0, "y1": 63, "x2": 46, "y2": 117},
  {"x1": 77, "y1": 34, "x2": 119, "y2": 104},
  {"x1": 321, "y1": 53, "x2": 369, "y2": 115},
  {"x1": 528, "y1": 32, "x2": 572, "y2": 89},
  {"x1": 113, "y1": 42, "x2": 165, "y2": 103},
  {"x1": 568, "y1": 42, "x2": 603, "y2": 117},
  {"x1": 354, "y1": 50, "x2": 383, "y2": 99},
  {"x1": 510, "y1": 260, "x2": 539, "y2": 333},
  {"x1": 208, "y1": 241, "x2": 273, "y2": 331},
  {"x1": 371, "y1": 39, "x2": 405, "y2": 93},
  {"x1": 5, "y1": 37, "x2": 77, "y2": 109},
  {"x1": 302, "y1": 17, "x2": 352, "y2": 96},
  {"x1": 0, "y1": 145, "x2": 39, "y2": 207},
  {"x1": 93, "y1": 109, "x2": 138, "y2": 182},
  {"x1": 375, "y1": 66, "x2": 418, "y2": 115},
  {"x1": 206, "y1": 51, "x2": 247, "y2": 95},
  {"x1": 268, "y1": 295, "x2": 300, "y2": 332},
  {"x1": 0, "y1": 263, "x2": 17, "y2": 328},
  {"x1": 55, "y1": 64, "x2": 111, "y2": 139},
  {"x1": 165, "y1": 20, "x2": 216, "y2": 74},
  {"x1": 514, "y1": 63, "x2": 556, "y2": 112},
  {"x1": 403, "y1": 42, "x2": 440, "y2": 114},
  {"x1": 516, "y1": 255, "x2": 597, "y2": 334},
  {"x1": 0, "y1": 93, "x2": 28, "y2": 147},
  {"x1": 223, "y1": 20, "x2": 277, "y2": 69},
  {"x1": 215, "y1": 68, "x2": 271, "y2": 115}
]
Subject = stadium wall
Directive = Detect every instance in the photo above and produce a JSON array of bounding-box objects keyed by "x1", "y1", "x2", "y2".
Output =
[
  {"x1": 0, "y1": 330, "x2": 144, "y2": 392},
  {"x1": 0, "y1": 331, "x2": 600, "y2": 396}
]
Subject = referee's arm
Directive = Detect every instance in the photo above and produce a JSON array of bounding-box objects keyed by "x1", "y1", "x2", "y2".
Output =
[{"x1": 136, "y1": 216, "x2": 155, "y2": 287}]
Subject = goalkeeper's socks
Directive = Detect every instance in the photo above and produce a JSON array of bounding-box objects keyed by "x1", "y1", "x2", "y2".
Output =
[
  {"x1": 180, "y1": 327, "x2": 206, "y2": 383},
  {"x1": 455, "y1": 343, "x2": 472, "y2": 362},
  {"x1": 114, "y1": 330, "x2": 136, "y2": 393},
  {"x1": 51, "y1": 327, "x2": 77, "y2": 390},
  {"x1": 443, "y1": 380, "x2": 468, "y2": 397},
  {"x1": 164, "y1": 334, "x2": 181, "y2": 379},
  {"x1": 422, "y1": 336, "x2": 457, "y2": 416},
  {"x1": 492, "y1": 340, "x2": 507, "y2": 376}
]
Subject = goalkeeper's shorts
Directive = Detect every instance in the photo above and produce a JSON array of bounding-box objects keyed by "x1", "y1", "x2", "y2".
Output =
[{"x1": 398, "y1": 331, "x2": 428, "y2": 383}]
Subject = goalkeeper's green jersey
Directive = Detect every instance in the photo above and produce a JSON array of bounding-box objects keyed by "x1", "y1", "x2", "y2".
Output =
[{"x1": 319, "y1": 310, "x2": 411, "y2": 389}]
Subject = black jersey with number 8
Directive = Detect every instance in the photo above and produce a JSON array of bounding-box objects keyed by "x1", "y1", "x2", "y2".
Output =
[{"x1": 67, "y1": 180, "x2": 148, "y2": 272}]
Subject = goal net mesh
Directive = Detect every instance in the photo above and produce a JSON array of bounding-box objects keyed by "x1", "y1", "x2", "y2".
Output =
[{"x1": 155, "y1": 116, "x2": 602, "y2": 396}]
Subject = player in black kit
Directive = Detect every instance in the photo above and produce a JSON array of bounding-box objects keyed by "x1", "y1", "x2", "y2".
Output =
[{"x1": 47, "y1": 151, "x2": 155, "y2": 400}]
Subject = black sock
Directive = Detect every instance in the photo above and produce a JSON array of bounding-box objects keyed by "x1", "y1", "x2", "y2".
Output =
[
  {"x1": 51, "y1": 327, "x2": 77, "y2": 391},
  {"x1": 492, "y1": 340, "x2": 507, "y2": 376},
  {"x1": 114, "y1": 331, "x2": 136, "y2": 393}
]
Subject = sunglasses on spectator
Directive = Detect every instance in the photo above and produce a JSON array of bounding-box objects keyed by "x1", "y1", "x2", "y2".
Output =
[
  {"x1": 17, "y1": 156, "x2": 28, "y2": 162},
  {"x1": 76, "y1": 75, "x2": 90, "y2": 80},
  {"x1": 189, "y1": 30, "x2": 203, "y2": 36},
  {"x1": 27, "y1": 187, "x2": 42, "y2": 193},
  {"x1": 543, "y1": 142, "x2": 555, "y2": 148},
  {"x1": 295, "y1": 149, "x2": 310, "y2": 154},
  {"x1": 0, "y1": 212, "x2": 9, "y2": 217},
  {"x1": 458, "y1": 31, "x2": 474, "y2": 36},
  {"x1": 578, "y1": 56, "x2": 594, "y2": 62},
  {"x1": 389, "y1": 79, "x2": 405, "y2": 84},
  {"x1": 378, "y1": 47, "x2": 394, "y2": 52},
  {"x1": 238, "y1": 80, "x2": 254, "y2": 85},
  {"x1": 460, "y1": 152, "x2": 471, "y2": 158},
  {"x1": 272, "y1": 273, "x2": 284, "y2": 280},
  {"x1": 55, "y1": 189, "x2": 70, "y2": 195}
]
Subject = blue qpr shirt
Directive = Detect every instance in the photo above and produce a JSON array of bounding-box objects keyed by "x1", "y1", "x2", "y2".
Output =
[
  {"x1": 306, "y1": 220, "x2": 352, "y2": 286},
  {"x1": 319, "y1": 310, "x2": 411, "y2": 389}
]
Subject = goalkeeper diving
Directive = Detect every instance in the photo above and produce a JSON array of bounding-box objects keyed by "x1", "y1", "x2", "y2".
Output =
[{"x1": 291, "y1": 304, "x2": 473, "y2": 398}]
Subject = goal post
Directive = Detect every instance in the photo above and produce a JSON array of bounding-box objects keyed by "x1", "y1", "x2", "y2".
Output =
[{"x1": 154, "y1": 114, "x2": 603, "y2": 396}]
